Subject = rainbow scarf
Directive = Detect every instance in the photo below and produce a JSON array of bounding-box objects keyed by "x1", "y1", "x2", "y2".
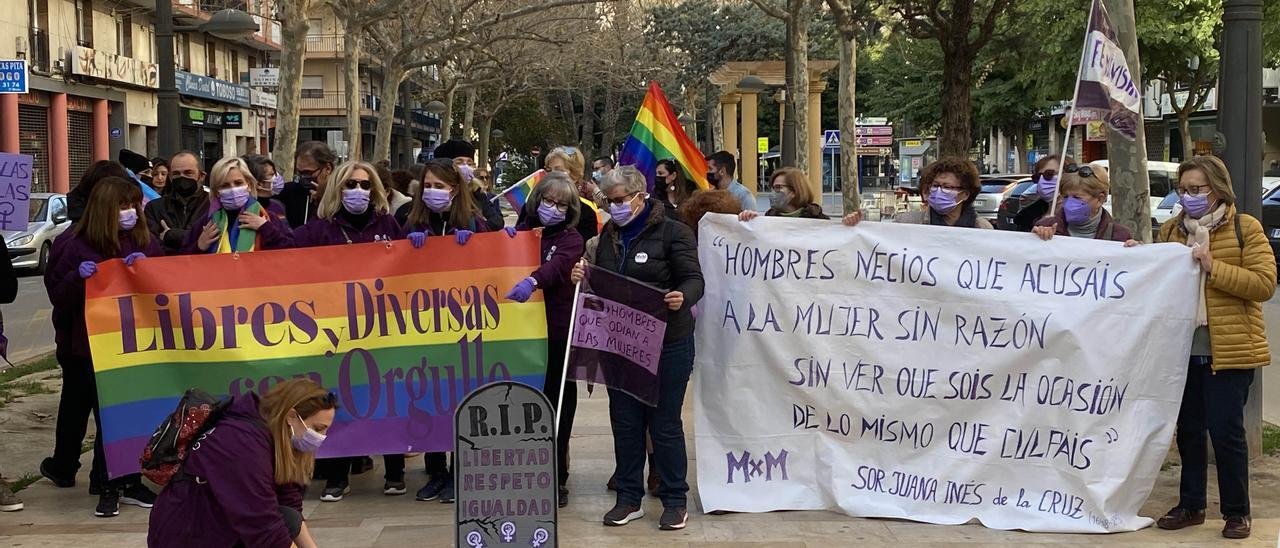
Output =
[{"x1": 209, "y1": 201, "x2": 266, "y2": 254}]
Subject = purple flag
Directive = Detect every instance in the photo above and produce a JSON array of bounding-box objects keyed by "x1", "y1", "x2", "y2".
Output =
[
  {"x1": 1072, "y1": 0, "x2": 1141, "y2": 140},
  {"x1": 568, "y1": 265, "x2": 668, "y2": 406}
]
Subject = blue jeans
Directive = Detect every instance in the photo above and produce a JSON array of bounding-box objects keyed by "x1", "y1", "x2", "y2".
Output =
[
  {"x1": 608, "y1": 335, "x2": 694, "y2": 508},
  {"x1": 1176, "y1": 357, "x2": 1254, "y2": 517}
]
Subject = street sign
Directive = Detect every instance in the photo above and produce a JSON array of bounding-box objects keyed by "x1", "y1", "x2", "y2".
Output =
[
  {"x1": 855, "y1": 126, "x2": 893, "y2": 136},
  {"x1": 856, "y1": 136, "x2": 894, "y2": 147},
  {"x1": 110, "y1": 127, "x2": 123, "y2": 139},
  {"x1": 823, "y1": 130, "x2": 841, "y2": 149},
  {"x1": 902, "y1": 140, "x2": 923, "y2": 148},
  {"x1": 855, "y1": 116, "x2": 888, "y2": 126},
  {"x1": 249, "y1": 67, "x2": 279, "y2": 87},
  {"x1": 757, "y1": 137, "x2": 769, "y2": 154},
  {"x1": 0, "y1": 60, "x2": 29, "y2": 94},
  {"x1": 455, "y1": 381, "x2": 557, "y2": 548},
  {"x1": 0, "y1": 153, "x2": 33, "y2": 231}
]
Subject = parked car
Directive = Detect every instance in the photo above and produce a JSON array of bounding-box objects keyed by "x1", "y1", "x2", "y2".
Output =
[
  {"x1": 974, "y1": 175, "x2": 1030, "y2": 225},
  {"x1": 4, "y1": 193, "x2": 71, "y2": 273},
  {"x1": 995, "y1": 180, "x2": 1037, "y2": 230}
]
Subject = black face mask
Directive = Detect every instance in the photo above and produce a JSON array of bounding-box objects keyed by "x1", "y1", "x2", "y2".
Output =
[
  {"x1": 707, "y1": 172, "x2": 719, "y2": 185},
  {"x1": 170, "y1": 176, "x2": 198, "y2": 197}
]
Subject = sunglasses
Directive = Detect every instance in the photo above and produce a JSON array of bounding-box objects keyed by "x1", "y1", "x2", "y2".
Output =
[
  {"x1": 343, "y1": 179, "x2": 372, "y2": 190},
  {"x1": 1040, "y1": 169, "x2": 1058, "y2": 179},
  {"x1": 1064, "y1": 164, "x2": 1094, "y2": 179}
]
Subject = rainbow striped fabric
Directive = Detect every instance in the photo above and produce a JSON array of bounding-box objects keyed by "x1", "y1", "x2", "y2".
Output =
[
  {"x1": 500, "y1": 169, "x2": 546, "y2": 210},
  {"x1": 619, "y1": 81, "x2": 710, "y2": 192},
  {"x1": 85, "y1": 233, "x2": 548, "y2": 478}
]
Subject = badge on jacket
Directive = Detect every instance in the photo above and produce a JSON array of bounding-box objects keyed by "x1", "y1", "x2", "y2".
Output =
[
  {"x1": 635, "y1": 252, "x2": 649, "y2": 264},
  {"x1": 545, "y1": 245, "x2": 557, "y2": 262}
]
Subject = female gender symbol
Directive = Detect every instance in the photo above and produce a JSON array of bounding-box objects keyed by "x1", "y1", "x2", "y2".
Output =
[
  {"x1": 528, "y1": 528, "x2": 549, "y2": 548},
  {"x1": 500, "y1": 522, "x2": 516, "y2": 543},
  {"x1": 465, "y1": 530, "x2": 485, "y2": 548}
]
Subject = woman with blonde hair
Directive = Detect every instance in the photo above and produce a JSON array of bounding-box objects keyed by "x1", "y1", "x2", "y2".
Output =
[
  {"x1": 293, "y1": 160, "x2": 401, "y2": 248},
  {"x1": 148, "y1": 379, "x2": 338, "y2": 547},
  {"x1": 1154, "y1": 155, "x2": 1275, "y2": 540},
  {"x1": 184, "y1": 156, "x2": 293, "y2": 254},
  {"x1": 1032, "y1": 163, "x2": 1132, "y2": 242},
  {"x1": 738, "y1": 167, "x2": 828, "y2": 221},
  {"x1": 542, "y1": 146, "x2": 602, "y2": 241}
]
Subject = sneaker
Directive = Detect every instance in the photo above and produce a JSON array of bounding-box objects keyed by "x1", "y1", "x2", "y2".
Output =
[
  {"x1": 1222, "y1": 515, "x2": 1251, "y2": 539},
  {"x1": 1156, "y1": 507, "x2": 1205, "y2": 530},
  {"x1": 416, "y1": 476, "x2": 448, "y2": 501},
  {"x1": 120, "y1": 483, "x2": 157, "y2": 508},
  {"x1": 659, "y1": 506, "x2": 688, "y2": 530},
  {"x1": 602, "y1": 502, "x2": 644, "y2": 526},
  {"x1": 40, "y1": 458, "x2": 75, "y2": 488},
  {"x1": 319, "y1": 483, "x2": 350, "y2": 502},
  {"x1": 383, "y1": 481, "x2": 407, "y2": 496},
  {"x1": 95, "y1": 490, "x2": 120, "y2": 518},
  {"x1": 0, "y1": 482, "x2": 23, "y2": 512},
  {"x1": 437, "y1": 478, "x2": 455, "y2": 503},
  {"x1": 558, "y1": 485, "x2": 569, "y2": 509}
]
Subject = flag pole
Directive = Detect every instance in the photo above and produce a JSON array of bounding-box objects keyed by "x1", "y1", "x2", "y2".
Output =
[
  {"x1": 1054, "y1": 0, "x2": 1098, "y2": 213},
  {"x1": 555, "y1": 277, "x2": 583, "y2": 434}
]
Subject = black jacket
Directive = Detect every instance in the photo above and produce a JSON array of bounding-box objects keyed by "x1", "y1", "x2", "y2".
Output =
[
  {"x1": 1013, "y1": 198, "x2": 1051, "y2": 232},
  {"x1": 593, "y1": 199, "x2": 704, "y2": 341},
  {"x1": 277, "y1": 181, "x2": 317, "y2": 229},
  {"x1": 144, "y1": 189, "x2": 210, "y2": 255},
  {"x1": 474, "y1": 189, "x2": 504, "y2": 231},
  {"x1": 767, "y1": 203, "x2": 829, "y2": 220}
]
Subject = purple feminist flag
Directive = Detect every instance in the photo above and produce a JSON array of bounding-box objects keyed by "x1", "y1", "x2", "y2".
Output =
[
  {"x1": 1072, "y1": 0, "x2": 1141, "y2": 140},
  {"x1": 568, "y1": 265, "x2": 668, "y2": 406}
]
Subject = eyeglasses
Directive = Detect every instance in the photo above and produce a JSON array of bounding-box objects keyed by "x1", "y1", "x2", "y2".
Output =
[
  {"x1": 1040, "y1": 170, "x2": 1058, "y2": 179},
  {"x1": 933, "y1": 183, "x2": 965, "y2": 192},
  {"x1": 343, "y1": 179, "x2": 372, "y2": 190},
  {"x1": 1179, "y1": 184, "x2": 1212, "y2": 196},
  {"x1": 1064, "y1": 164, "x2": 1095, "y2": 179},
  {"x1": 607, "y1": 191, "x2": 641, "y2": 205},
  {"x1": 771, "y1": 185, "x2": 793, "y2": 193},
  {"x1": 541, "y1": 198, "x2": 570, "y2": 211}
]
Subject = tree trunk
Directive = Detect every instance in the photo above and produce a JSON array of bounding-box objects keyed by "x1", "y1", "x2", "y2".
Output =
[
  {"x1": 1101, "y1": 0, "x2": 1151, "y2": 243},
  {"x1": 270, "y1": 4, "x2": 311, "y2": 178},
  {"x1": 838, "y1": 35, "x2": 860, "y2": 214},
  {"x1": 343, "y1": 23, "x2": 363, "y2": 160},
  {"x1": 441, "y1": 86, "x2": 456, "y2": 141},
  {"x1": 1178, "y1": 109, "x2": 1193, "y2": 160},
  {"x1": 709, "y1": 86, "x2": 721, "y2": 154},
  {"x1": 939, "y1": 47, "x2": 975, "y2": 157},
  {"x1": 600, "y1": 83, "x2": 619, "y2": 158},
  {"x1": 561, "y1": 89, "x2": 578, "y2": 144},
  {"x1": 372, "y1": 64, "x2": 405, "y2": 163},
  {"x1": 478, "y1": 115, "x2": 494, "y2": 170},
  {"x1": 462, "y1": 87, "x2": 477, "y2": 141},
  {"x1": 788, "y1": 1, "x2": 811, "y2": 172},
  {"x1": 581, "y1": 85, "x2": 596, "y2": 159}
]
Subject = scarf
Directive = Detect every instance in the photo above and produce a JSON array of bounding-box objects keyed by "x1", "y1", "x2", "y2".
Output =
[
  {"x1": 1179, "y1": 204, "x2": 1229, "y2": 326},
  {"x1": 210, "y1": 201, "x2": 266, "y2": 254},
  {"x1": 929, "y1": 204, "x2": 978, "y2": 228},
  {"x1": 1067, "y1": 210, "x2": 1103, "y2": 239}
]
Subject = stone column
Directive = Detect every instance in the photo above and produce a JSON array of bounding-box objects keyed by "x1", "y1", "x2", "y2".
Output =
[
  {"x1": 50, "y1": 93, "x2": 69, "y2": 194},
  {"x1": 0, "y1": 95, "x2": 18, "y2": 153},
  {"x1": 720, "y1": 93, "x2": 739, "y2": 160},
  {"x1": 807, "y1": 81, "x2": 825, "y2": 199},
  {"x1": 739, "y1": 91, "x2": 759, "y2": 194},
  {"x1": 93, "y1": 99, "x2": 110, "y2": 162}
]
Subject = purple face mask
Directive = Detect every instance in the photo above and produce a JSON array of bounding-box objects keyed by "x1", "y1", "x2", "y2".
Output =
[
  {"x1": 271, "y1": 174, "x2": 285, "y2": 195},
  {"x1": 423, "y1": 188, "x2": 453, "y2": 212},
  {"x1": 1181, "y1": 192, "x2": 1212, "y2": 219},
  {"x1": 928, "y1": 187, "x2": 959, "y2": 214},
  {"x1": 119, "y1": 208, "x2": 138, "y2": 231},
  {"x1": 342, "y1": 188, "x2": 371, "y2": 214},
  {"x1": 538, "y1": 201, "x2": 566, "y2": 226},
  {"x1": 1037, "y1": 175, "x2": 1060, "y2": 200},
  {"x1": 1063, "y1": 196, "x2": 1092, "y2": 225},
  {"x1": 219, "y1": 186, "x2": 251, "y2": 211}
]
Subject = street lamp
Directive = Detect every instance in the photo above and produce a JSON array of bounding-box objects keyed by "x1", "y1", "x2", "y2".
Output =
[
  {"x1": 155, "y1": 4, "x2": 260, "y2": 159},
  {"x1": 737, "y1": 75, "x2": 768, "y2": 93},
  {"x1": 490, "y1": 129, "x2": 504, "y2": 139},
  {"x1": 677, "y1": 112, "x2": 694, "y2": 126},
  {"x1": 424, "y1": 100, "x2": 447, "y2": 114}
]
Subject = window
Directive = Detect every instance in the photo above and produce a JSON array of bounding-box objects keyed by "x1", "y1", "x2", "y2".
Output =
[
  {"x1": 205, "y1": 40, "x2": 218, "y2": 77},
  {"x1": 75, "y1": 0, "x2": 93, "y2": 47},
  {"x1": 27, "y1": 0, "x2": 50, "y2": 72},
  {"x1": 230, "y1": 51, "x2": 240, "y2": 83},
  {"x1": 302, "y1": 75, "x2": 323, "y2": 99},
  {"x1": 116, "y1": 14, "x2": 133, "y2": 57},
  {"x1": 177, "y1": 34, "x2": 191, "y2": 71}
]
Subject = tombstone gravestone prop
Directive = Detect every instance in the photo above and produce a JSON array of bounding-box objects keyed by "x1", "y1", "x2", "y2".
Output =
[{"x1": 455, "y1": 381, "x2": 558, "y2": 548}]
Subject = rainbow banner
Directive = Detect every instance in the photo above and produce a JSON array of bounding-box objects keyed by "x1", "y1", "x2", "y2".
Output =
[
  {"x1": 500, "y1": 169, "x2": 545, "y2": 211},
  {"x1": 619, "y1": 81, "x2": 710, "y2": 192},
  {"x1": 85, "y1": 233, "x2": 549, "y2": 478}
]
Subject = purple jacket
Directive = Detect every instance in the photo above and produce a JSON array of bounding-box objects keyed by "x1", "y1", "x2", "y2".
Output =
[
  {"x1": 179, "y1": 206, "x2": 295, "y2": 254},
  {"x1": 1034, "y1": 208, "x2": 1134, "y2": 242},
  {"x1": 148, "y1": 393, "x2": 304, "y2": 548},
  {"x1": 292, "y1": 212, "x2": 402, "y2": 247},
  {"x1": 522, "y1": 225, "x2": 583, "y2": 340},
  {"x1": 45, "y1": 229, "x2": 164, "y2": 359}
]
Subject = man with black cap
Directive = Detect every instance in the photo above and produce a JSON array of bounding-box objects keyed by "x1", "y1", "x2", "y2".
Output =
[
  {"x1": 145, "y1": 151, "x2": 210, "y2": 254},
  {"x1": 433, "y1": 139, "x2": 504, "y2": 230}
]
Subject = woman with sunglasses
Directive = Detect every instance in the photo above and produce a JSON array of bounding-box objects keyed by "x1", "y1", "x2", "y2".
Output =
[
  {"x1": 1153, "y1": 156, "x2": 1274, "y2": 540},
  {"x1": 184, "y1": 157, "x2": 294, "y2": 254},
  {"x1": 843, "y1": 156, "x2": 992, "y2": 229},
  {"x1": 1031, "y1": 163, "x2": 1132, "y2": 242},
  {"x1": 502, "y1": 171, "x2": 584, "y2": 508},
  {"x1": 148, "y1": 379, "x2": 337, "y2": 548},
  {"x1": 1013, "y1": 154, "x2": 1064, "y2": 231},
  {"x1": 738, "y1": 167, "x2": 829, "y2": 222}
]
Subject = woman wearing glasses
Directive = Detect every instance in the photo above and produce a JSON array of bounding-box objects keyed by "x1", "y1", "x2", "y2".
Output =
[
  {"x1": 183, "y1": 157, "x2": 294, "y2": 254},
  {"x1": 543, "y1": 146, "x2": 602, "y2": 241},
  {"x1": 843, "y1": 156, "x2": 992, "y2": 229},
  {"x1": 292, "y1": 161, "x2": 401, "y2": 249},
  {"x1": 1031, "y1": 163, "x2": 1133, "y2": 242},
  {"x1": 503, "y1": 171, "x2": 585, "y2": 508},
  {"x1": 148, "y1": 379, "x2": 337, "y2": 548},
  {"x1": 738, "y1": 167, "x2": 829, "y2": 222},
  {"x1": 1013, "y1": 154, "x2": 1064, "y2": 231},
  {"x1": 1153, "y1": 156, "x2": 1275, "y2": 540}
]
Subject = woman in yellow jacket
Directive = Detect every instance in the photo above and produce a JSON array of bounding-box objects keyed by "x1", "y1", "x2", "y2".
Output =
[{"x1": 1154, "y1": 155, "x2": 1275, "y2": 540}]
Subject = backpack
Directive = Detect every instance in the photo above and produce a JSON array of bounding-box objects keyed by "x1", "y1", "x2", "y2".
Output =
[{"x1": 139, "y1": 389, "x2": 229, "y2": 486}]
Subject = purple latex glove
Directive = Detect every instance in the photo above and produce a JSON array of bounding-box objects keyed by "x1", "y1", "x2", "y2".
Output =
[
  {"x1": 407, "y1": 232, "x2": 426, "y2": 248},
  {"x1": 123, "y1": 252, "x2": 146, "y2": 266},
  {"x1": 504, "y1": 226, "x2": 518, "y2": 238},
  {"x1": 505, "y1": 277, "x2": 537, "y2": 303},
  {"x1": 455, "y1": 230, "x2": 474, "y2": 246},
  {"x1": 78, "y1": 261, "x2": 98, "y2": 279}
]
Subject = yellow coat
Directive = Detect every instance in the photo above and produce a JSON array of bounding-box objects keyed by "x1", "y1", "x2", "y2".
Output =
[{"x1": 1158, "y1": 206, "x2": 1276, "y2": 370}]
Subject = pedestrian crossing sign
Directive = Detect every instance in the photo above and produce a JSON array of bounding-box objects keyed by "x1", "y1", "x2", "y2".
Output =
[{"x1": 823, "y1": 130, "x2": 841, "y2": 149}]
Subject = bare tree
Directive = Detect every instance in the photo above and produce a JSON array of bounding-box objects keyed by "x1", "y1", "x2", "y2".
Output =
[
  {"x1": 748, "y1": 0, "x2": 813, "y2": 172},
  {"x1": 328, "y1": 0, "x2": 401, "y2": 160},
  {"x1": 826, "y1": 0, "x2": 869, "y2": 214},
  {"x1": 270, "y1": 0, "x2": 324, "y2": 177}
]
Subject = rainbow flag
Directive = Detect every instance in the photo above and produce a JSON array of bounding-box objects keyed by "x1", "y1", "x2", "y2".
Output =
[
  {"x1": 619, "y1": 81, "x2": 710, "y2": 192},
  {"x1": 85, "y1": 233, "x2": 548, "y2": 478},
  {"x1": 500, "y1": 169, "x2": 545, "y2": 210}
]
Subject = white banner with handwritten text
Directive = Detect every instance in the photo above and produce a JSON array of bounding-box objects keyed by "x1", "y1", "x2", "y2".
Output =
[{"x1": 693, "y1": 214, "x2": 1198, "y2": 533}]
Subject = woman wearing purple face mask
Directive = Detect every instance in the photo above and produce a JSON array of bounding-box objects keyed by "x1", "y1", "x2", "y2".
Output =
[
  {"x1": 397, "y1": 159, "x2": 494, "y2": 244},
  {"x1": 292, "y1": 161, "x2": 401, "y2": 250},
  {"x1": 844, "y1": 156, "x2": 992, "y2": 229},
  {"x1": 184, "y1": 157, "x2": 294, "y2": 254},
  {"x1": 1014, "y1": 154, "x2": 1065, "y2": 231},
  {"x1": 504, "y1": 172, "x2": 584, "y2": 508},
  {"x1": 1032, "y1": 164, "x2": 1133, "y2": 242}
]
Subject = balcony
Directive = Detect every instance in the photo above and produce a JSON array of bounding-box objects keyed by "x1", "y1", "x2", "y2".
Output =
[
  {"x1": 300, "y1": 91, "x2": 383, "y2": 113},
  {"x1": 305, "y1": 34, "x2": 345, "y2": 55},
  {"x1": 28, "y1": 29, "x2": 50, "y2": 74}
]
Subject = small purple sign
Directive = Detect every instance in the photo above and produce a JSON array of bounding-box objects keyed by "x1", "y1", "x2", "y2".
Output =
[
  {"x1": 0, "y1": 153, "x2": 33, "y2": 231},
  {"x1": 567, "y1": 266, "x2": 668, "y2": 406}
]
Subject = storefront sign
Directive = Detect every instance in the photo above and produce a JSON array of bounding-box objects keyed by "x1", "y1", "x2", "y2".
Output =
[
  {"x1": 183, "y1": 108, "x2": 225, "y2": 129},
  {"x1": 72, "y1": 46, "x2": 158, "y2": 89},
  {"x1": 1086, "y1": 120, "x2": 1107, "y2": 142},
  {"x1": 175, "y1": 70, "x2": 251, "y2": 107},
  {"x1": 251, "y1": 89, "x2": 277, "y2": 109},
  {"x1": 0, "y1": 60, "x2": 29, "y2": 94},
  {"x1": 249, "y1": 67, "x2": 280, "y2": 87},
  {"x1": 223, "y1": 112, "x2": 243, "y2": 129}
]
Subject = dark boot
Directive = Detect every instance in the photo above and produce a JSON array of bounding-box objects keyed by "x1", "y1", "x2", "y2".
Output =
[{"x1": 1157, "y1": 507, "x2": 1205, "y2": 530}]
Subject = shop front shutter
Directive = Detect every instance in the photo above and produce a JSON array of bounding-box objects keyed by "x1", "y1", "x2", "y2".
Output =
[
  {"x1": 68, "y1": 110, "x2": 93, "y2": 188},
  {"x1": 18, "y1": 104, "x2": 51, "y2": 193}
]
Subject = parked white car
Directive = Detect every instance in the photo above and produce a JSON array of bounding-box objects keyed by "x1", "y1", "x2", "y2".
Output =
[{"x1": 3, "y1": 193, "x2": 71, "y2": 272}]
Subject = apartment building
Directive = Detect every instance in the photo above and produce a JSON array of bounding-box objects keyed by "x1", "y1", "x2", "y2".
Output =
[{"x1": 0, "y1": 0, "x2": 279, "y2": 192}]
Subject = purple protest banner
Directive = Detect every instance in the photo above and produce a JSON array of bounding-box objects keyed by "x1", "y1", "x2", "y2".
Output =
[
  {"x1": 0, "y1": 153, "x2": 34, "y2": 231},
  {"x1": 567, "y1": 265, "x2": 668, "y2": 407}
]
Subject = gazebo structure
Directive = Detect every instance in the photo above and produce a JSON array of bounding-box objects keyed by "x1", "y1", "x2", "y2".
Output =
[{"x1": 709, "y1": 60, "x2": 837, "y2": 198}]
